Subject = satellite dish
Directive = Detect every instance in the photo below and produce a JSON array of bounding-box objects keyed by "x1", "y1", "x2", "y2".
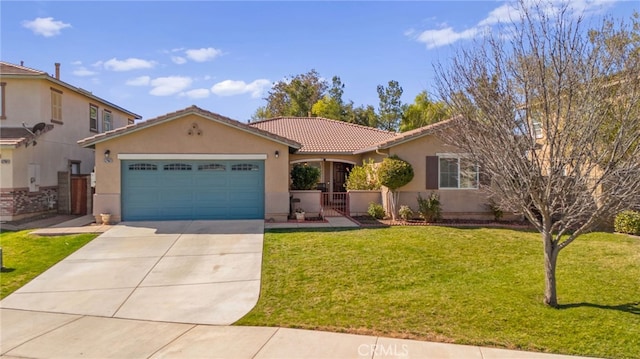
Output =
[{"x1": 32, "y1": 122, "x2": 46, "y2": 134}]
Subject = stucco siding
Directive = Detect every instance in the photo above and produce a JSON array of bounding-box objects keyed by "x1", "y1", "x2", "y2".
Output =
[
  {"x1": 93, "y1": 114, "x2": 290, "y2": 221},
  {"x1": 385, "y1": 133, "x2": 491, "y2": 218}
]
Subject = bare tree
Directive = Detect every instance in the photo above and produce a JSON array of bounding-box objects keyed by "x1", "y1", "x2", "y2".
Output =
[{"x1": 435, "y1": 1, "x2": 640, "y2": 307}]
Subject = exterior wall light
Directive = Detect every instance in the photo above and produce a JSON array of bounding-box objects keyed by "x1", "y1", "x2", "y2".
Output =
[
  {"x1": 104, "y1": 149, "x2": 112, "y2": 163},
  {"x1": 275, "y1": 150, "x2": 279, "y2": 158}
]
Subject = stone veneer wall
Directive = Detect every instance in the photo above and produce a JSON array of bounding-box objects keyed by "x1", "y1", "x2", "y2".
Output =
[{"x1": 0, "y1": 186, "x2": 58, "y2": 220}]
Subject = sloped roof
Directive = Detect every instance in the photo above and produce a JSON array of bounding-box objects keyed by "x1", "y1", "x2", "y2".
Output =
[
  {"x1": 249, "y1": 117, "x2": 396, "y2": 154},
  {"x1": 0, "y1": 61, "x2": 140, "y2": 119},
  {"x1": 0, "y1": 62, "x2": 45, "y2": 76},
  {"x1": 78, "y1": 105, "x2": 302, "y2": 149},
  {"x1": 355, "y1": 116, "x2": 461, "y2": 154},
  {"x1": 0, "y1": 125, "x2": 54, "y2": 148}
]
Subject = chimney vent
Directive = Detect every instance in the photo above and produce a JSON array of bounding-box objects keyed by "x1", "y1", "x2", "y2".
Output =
[
  {"x1": 20, "y1": 61, "x2": 24, "y2": 66},
  {"x1": 54, "y1": 63, "x2": 60, "y2": 79}
]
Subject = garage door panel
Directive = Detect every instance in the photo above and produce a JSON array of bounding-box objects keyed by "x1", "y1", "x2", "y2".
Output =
[{"x1": 122, "y1": 160, "x2": 264, "y2": 220}]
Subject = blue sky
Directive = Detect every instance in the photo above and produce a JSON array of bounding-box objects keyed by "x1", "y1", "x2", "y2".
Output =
[{"x1": 2, "y1": 1, "x2": 637, "y2": 123}]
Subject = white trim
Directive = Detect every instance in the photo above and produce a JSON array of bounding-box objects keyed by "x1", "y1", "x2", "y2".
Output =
[
  {"x1": 290, "y1": 158, "x2": 357, "y2": 165},
  {"x1": 117, "y1": 153, "x2": 267, "y2": 160}
]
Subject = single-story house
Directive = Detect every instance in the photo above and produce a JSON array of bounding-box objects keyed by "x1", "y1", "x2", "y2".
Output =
[{"x1": 78, "y1": 105, "x2": 495, "y2": 223}]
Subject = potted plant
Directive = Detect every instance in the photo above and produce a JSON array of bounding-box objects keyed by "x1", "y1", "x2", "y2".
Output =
[
  {"x1": 295, "y1": 208, "x2": 306, "y2": 222},
  {"x1": 100, "y1": 213, "x2": 112, "y2": 225}
]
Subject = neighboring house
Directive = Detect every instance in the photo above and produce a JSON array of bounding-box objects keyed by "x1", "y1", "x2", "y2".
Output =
[
  {"x1": 80, "y1": 105, "x2": 495, "y2": 223},
  {"x1": 0, "y1": 61, "x2": 140, "y2": 221}
]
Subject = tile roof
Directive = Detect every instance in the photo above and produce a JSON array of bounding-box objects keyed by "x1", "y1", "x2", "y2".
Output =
[
  {"x1": 0, "y1": 125, "x2": 54, "y2": 148},
  {"x1": 356, "y1": 116, "x2": 461, "y2": 153},
  {"x1": 78, "y1": 105, "x2": 302, "y2": 149},
  {"x1": 249, "y1": 117, "x2": 397, "y2": 154}
]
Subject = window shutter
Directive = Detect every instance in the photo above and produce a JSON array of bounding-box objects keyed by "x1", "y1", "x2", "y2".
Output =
[{"x1": 426, "y1": 156, "x2": 438, "y2": 189}]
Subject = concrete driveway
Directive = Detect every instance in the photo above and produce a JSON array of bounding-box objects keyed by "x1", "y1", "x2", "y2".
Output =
[{"x1": 0, "y1": 220, "x2": 264, "y2": 325}]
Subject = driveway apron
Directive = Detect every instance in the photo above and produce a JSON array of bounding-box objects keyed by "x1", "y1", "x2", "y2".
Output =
[{"x1": 0, "y1": 220, "x2": 264, "y2": 325}]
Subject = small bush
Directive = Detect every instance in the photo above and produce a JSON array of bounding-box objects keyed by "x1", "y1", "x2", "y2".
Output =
[
  {"x1": 290, "y1": 164, "x2": 321, "y2": 190},
  {"x1": 399, "y1": 205, "x2": 413, "y2": 221},
  {"x1": 614, "y1": 210, "x2": 640, "y2": 235},
  {"x1": 368, "y1": 202, "x2": 385, "y2": 219},
  {"x1": 345, "y1": 159, "x2": 380, "y2": 190},
  {"x1": 417, "y1": 192, "x2": 442, "y2": 222},
  {"x1": 485, "y1": 199, "x2": 504, "y2": 221}
]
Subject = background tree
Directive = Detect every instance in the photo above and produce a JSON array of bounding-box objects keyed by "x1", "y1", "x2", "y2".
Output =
[
  {"x1": 252, "y1": 69, "x2": 328, "y2": 120},
  {"x1": 377, "y1": 80, "x2": 405, "y2": 132},
  {"x1": 344, "y1": 103, "x2": 379, "y2": 128},
  {"x1": 400, "y1": 91, "x2": 451, "y2": 132},
  {"x1": 312, "y1": 76, "x2": 347, "y2": 120},
  {"x1": 435, "y1": 1, "x2": 640, "y2": 307}
]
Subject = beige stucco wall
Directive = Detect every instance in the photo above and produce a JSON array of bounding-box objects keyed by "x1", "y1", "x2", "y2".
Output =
[
  {"x1": 380, "y1": 133, "x2": 492, "y2": 218},
  {"x1": 92, "y1": 114, "x2": 291, "y2": 222},
  {"x1": 2, "y1": 77, "x2": 132, "y2": 190}
]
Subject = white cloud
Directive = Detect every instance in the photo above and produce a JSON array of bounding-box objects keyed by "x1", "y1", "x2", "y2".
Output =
[
  {"x1": 171, "y1": 56, "x2": 187, "y2": 64},
  {"x1": 211, "y1": 79, "x2": 271, "y2": 98},
  {"x1": 411, "y1": 0, "x2": 619, "y2": 49},
  {"x1": 185, "y1": 47, "x2": 223, "y2": 62},
  {"x1": 21, "y1": 17, "x2": 71, "y2": 37},
  {"x1": 182, "y1": 88, "x2": 210, "y2": 99},
  {"x1": 73, "y1": 67, "x2": 98, "y2": 77},
  {"x1": 126, "y1": 76, "x2": 151, "y2": 86},
  {"x1": 478, "y1": 3, "x2": 521, "y2": 26},
  {"x1": 149, "y1": 76, "x2": 193, "y2": 96},
  {"x1": 416, "y1": 27, "x2": 480, "y2": 49},
  {"x1": 103, "y1": 58, "x2": 156, "y2": 71}
]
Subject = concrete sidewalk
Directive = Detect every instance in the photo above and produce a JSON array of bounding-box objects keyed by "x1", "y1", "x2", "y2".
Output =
[{"x1": 0, "y1": 308, "x2": 592, "y2": 359}]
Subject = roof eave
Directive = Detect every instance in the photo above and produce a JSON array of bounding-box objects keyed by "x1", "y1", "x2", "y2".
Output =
[{"x1": 79, "y1": 109, "x2": 302, "y2": 150}]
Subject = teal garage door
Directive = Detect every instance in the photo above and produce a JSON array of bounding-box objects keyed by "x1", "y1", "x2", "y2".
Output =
[{"x1": 121, "y1": 160, "x2": 264, "y2": 221}]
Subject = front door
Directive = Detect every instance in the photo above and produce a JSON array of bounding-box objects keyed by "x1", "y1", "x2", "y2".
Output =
[{"x1": 333, "y1": 163, "x2": 353, "y2": 192}]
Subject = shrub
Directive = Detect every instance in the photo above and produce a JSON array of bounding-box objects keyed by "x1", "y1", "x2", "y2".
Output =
[
  {"x1": 399, "y1": 205, "x2": 413, "y2": 221},
  {"x1": 417, "y1": 192, "x2": 442, "y2": 222},
  {"x1": 485, "y1": 198, "x2": 504, "y2": 221},
  {"x1": 345, "y1": 159, "x2": 380, "y2": 190},
  {"x1": 614, "y1": 210, "x2": 640, "y2": 235},
  {"x1": 367, "y1": 202, "x2": 385, "y2": 219},
  {"x1": 377, "y1": 155, "x2": 414, "y2": 190},
  {"x1": 290, "y1": 164, "x2": 321, "y2": 190}
]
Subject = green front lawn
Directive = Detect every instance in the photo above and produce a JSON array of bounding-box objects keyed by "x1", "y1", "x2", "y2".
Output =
[
  {"x1": 0, "y1": 230, "x2": 97, "y2": 299},
  {"x1": 237, "y1": 226, "x2": 640, "y2": 359}
]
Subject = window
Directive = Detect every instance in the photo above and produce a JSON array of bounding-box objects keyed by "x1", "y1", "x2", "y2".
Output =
[
  {"x1": 128, "y1": 118, "x2": 135, "y2": 125},
  {"x1": 128, "y1": 163, "x2": 157, "y2": 171},
  {"x1": 198, "y1": 163, "x2": 226, "y2": 171},
  {"x1": 51, "y1": 88, "x2": 62, "y2": 123},
  {"x1": 437, "y1": 155, "x2": 478, "y2": 189},
  {"x1": 439, "y1": 156, "x2": 478, "y2": 189},
  {"x1": 163, "y1": 163, "x2": 192, "y2": 171},
  {"x1": 70, "y1": 161, "x2": 81, "y2": 175},
  {"x1": 232, "y1": 163, "x2": 260, "y2": 171},
  {"x1": 102, "y1": 110, "x2": 112, "y2": 132},
  {"x1": 531, "y1": 118, "x2": 543, "y2": 139},
  {"x1": 0, "y1": 82, "x2": 6, "y2": 120},
  {"x1": 89, "y1": 105, "x2": 98, "y2": 132}
]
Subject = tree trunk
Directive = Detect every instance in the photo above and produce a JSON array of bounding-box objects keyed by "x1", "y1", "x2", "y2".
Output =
[{"x1": 542, "y1": 231, "x2": 560, "y2": 307}]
